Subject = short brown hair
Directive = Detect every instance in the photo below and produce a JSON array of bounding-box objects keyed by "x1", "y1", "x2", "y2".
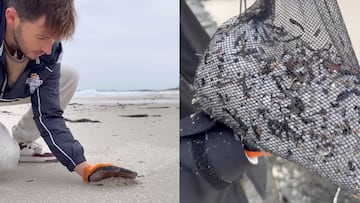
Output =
[{"x1": 6, "y1": 0, "x2": 76, "y2": 40}]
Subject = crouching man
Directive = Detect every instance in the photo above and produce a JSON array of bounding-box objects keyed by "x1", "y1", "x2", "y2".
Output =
[{"x1": 0, "y1": 0, "x2": 137, "y2": 182}]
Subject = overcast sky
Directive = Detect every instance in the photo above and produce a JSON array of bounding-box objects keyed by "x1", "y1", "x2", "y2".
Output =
[{"x1": 62, "y1": 0, "x2": 179, "y2": 91}]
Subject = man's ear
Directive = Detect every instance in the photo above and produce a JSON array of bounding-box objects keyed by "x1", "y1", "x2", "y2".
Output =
[{"x1": 5, "y1": 7, "x2": 19, "y2": 27}]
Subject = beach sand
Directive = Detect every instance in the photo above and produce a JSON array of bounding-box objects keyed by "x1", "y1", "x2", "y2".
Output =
[{"x1": 0, "y1": 92, "x2": 179, "y2": 203}]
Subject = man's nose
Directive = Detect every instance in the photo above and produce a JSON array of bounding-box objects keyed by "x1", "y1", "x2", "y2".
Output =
[{"x1": 42, "y1": 39, "x2": 54, "y2": 55}]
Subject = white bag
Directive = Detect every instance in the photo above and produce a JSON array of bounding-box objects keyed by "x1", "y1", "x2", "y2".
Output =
[{"x1": 0, "y1": 122, "x2": 19, "y2": 174}]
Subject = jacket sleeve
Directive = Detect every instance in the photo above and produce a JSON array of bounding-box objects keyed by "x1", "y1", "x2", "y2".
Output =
[{"x1": 30, "y1": 62, "x2": 86, "y2": 171}]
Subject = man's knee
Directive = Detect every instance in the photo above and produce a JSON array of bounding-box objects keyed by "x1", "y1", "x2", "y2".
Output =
[{"x1": 60, "y1": 64, "x2": 79, "y2": 88}]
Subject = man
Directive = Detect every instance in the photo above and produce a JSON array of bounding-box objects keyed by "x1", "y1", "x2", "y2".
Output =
[{"x1": 0, "y1": 0, "x2": 137, "y2": 182}]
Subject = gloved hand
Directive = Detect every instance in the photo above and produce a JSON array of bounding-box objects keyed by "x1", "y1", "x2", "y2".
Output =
[
  {"x1": 243, "y1": 145, "x2": 271, "y2": 161},
  {"x1": 244, "y1": 150, "x2": 272, "y2": 159},
  {"x1": 82, "y1": 163, "x2": 137, "y2": 182}
]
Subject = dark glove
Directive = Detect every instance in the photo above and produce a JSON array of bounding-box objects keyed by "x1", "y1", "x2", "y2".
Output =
[{"x1": 82, "y1": 163, "x2": 137, "y2": 182}]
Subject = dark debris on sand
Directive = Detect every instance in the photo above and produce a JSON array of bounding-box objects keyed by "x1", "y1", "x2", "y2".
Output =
[
  {"x1": 64, "y1": 118, "x2": 101, "y2": 123},
  {"x1": 118, "y1": 114, "x2": 162, "y2": 118},
  {"x1": 140, "y1": 106, "x2": 171, "y2": 109}
]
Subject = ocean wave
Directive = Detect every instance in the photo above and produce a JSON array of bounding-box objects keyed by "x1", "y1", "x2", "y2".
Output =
[{"x1": 74, "y1": 89, "x2": 179, "y2": 97}]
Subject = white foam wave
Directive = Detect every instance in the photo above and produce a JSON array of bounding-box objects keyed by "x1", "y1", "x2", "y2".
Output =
[{"x1": 75, "y1": 89, "x2": 179, "y2": 97}]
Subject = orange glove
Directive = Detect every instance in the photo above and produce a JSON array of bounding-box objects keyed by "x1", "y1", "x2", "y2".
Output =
[
  {"x1": 82, "y1": 163, "x2": 137, "y2": 182},
  {"x1": 244, "y1": 150, "x2": 272, "y2": 158}
]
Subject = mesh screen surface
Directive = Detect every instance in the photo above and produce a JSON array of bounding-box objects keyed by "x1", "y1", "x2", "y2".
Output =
[{"x1": 193, "y1": 0, "x2": 360, "y2": 195}]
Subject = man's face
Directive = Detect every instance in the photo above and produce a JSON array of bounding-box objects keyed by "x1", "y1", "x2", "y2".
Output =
[{"x1": 13, "y1": 15, "x2": 55, "y2": 60}]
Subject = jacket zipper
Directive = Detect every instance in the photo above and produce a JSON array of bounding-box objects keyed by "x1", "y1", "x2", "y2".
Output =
[{"x1": 0, "y1": 73, "x2": 7, "y2": 98}]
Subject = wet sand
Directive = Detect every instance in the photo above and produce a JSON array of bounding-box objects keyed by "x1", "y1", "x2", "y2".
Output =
[{"x1": 0, "y1": 92, "x2": 179, "y2": 203}]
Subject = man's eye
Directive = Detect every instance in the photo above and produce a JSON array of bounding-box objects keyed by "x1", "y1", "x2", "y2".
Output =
[{"x1": 37, "y1": 37, "x2": 46, "y2": 40}]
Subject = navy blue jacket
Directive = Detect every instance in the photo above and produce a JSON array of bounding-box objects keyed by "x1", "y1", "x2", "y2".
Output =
[{"x1": 0, "y1": 1, "x2": 85, "y2": 171}]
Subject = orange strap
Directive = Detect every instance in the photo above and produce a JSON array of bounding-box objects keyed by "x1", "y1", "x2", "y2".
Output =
[
  {"x1": 244, "y1": 150, "x2": 272, "y2": 158},
  {"x1": 82, "y1": 163, "x2": 113, "y2": 182}
]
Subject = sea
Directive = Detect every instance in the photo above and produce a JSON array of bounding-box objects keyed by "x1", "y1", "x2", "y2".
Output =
[
  {"x1": 74, "y1": 89, "x2": 178, "y2": 97},
  {"x1": 72, "y1": 89, "x2": 179, "y2": 104}
]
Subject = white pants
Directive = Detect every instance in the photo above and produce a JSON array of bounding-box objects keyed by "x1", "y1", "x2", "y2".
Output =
[{"x1": 0, "y1": 64, "x2": 79, "y2": 143}]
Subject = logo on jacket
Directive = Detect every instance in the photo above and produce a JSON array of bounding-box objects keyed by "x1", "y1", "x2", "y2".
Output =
[{"x1": 26, "y1": 73, "x2": 43, "y2": 94}]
